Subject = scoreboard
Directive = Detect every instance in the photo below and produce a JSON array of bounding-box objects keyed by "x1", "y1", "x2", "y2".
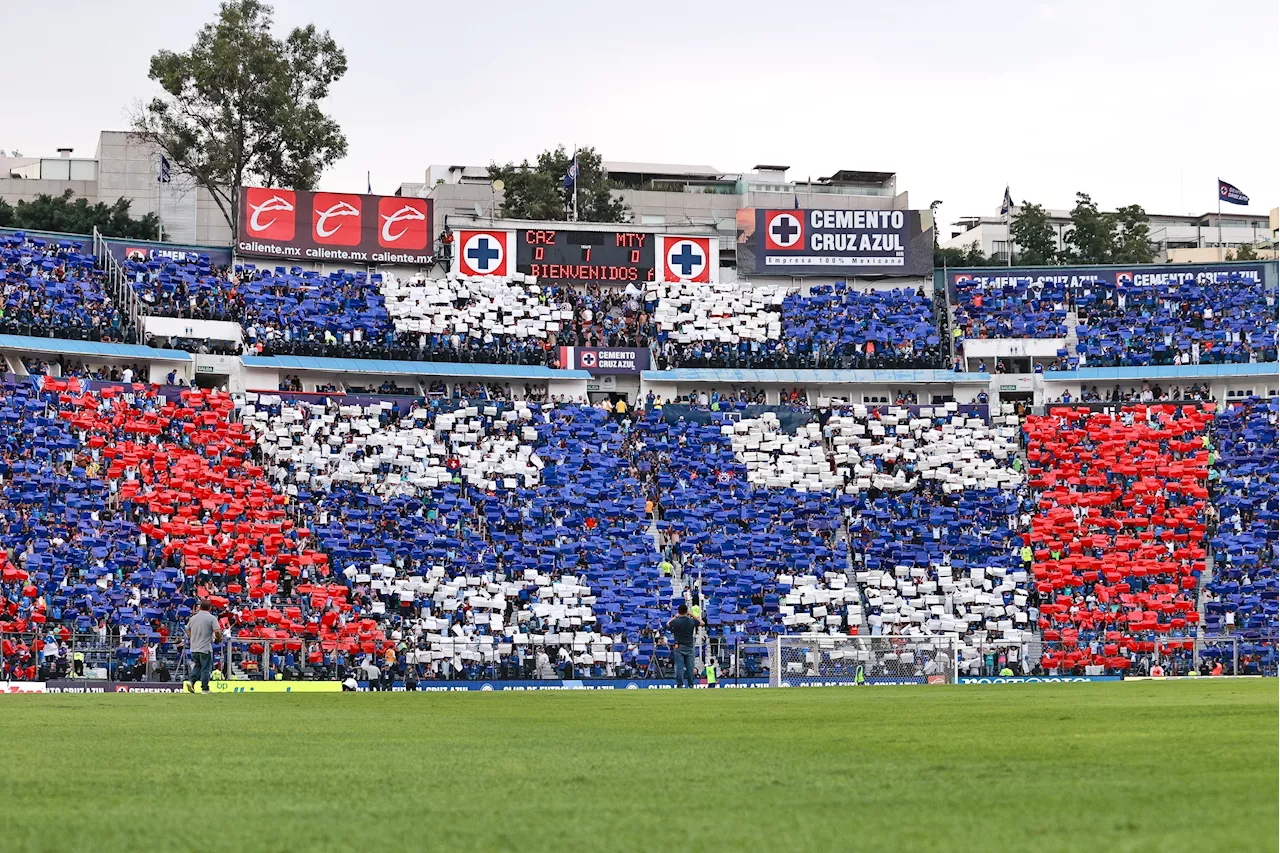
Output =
[{"x1": 516, "y1": 229, "x2": 655, "y2": 284}]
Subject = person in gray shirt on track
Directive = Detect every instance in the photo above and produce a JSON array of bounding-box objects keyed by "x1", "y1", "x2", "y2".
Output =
[{"x1": 183, "y1": 601, "x2": 223, "y2": 694}]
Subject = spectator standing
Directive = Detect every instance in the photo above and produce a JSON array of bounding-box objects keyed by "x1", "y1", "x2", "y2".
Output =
[
  {"x1": 182, "y1": 601, "x2": 223, "y2": 694},
  {"x1": 667, "y1": 604, "x2": 702, "y2": 688}
]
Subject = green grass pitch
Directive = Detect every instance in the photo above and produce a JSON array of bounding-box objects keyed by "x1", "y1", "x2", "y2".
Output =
[{"x1": 0, "y1": 681, "x2": 1274, "y2": 852}]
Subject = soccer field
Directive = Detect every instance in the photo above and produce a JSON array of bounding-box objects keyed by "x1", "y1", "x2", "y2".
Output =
[{"x1": 1, "y1": 682, "x2": 1274, "y2": 853}]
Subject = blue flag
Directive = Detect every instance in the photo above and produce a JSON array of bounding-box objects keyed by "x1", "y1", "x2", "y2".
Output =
[
  {"x1": 1218, "y1": 179, "x2": 1249, "y2": 206},
  {"x1": 793, "y1": 192, "x2": 800, "y2": 210},
  {"x1": 157, "y1": 155, "x2": 171, "y2": 184},
  {"x1": 563, "y1": 154, "x2": 579, "y2": 190},
  {"x1": 1000, "y1": 185, "x2": 1012, "y2": 216}
]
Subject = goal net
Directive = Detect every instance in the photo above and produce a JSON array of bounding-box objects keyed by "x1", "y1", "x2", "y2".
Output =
[{"x1": 769, "y1": 635, "x2": 958, "y2": 686}]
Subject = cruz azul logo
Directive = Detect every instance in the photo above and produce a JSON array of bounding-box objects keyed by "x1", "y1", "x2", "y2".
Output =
[
  {"x1": 458, "y1": 231, "x2": 508, "y2": 276},
  {"x1": 311, "y1": 193, "x2": 363, "y2": 246},
  {"x1": 243, "y1": 187, "x2": 297, "y2": 241},
  {"x1": 664, "y1": 238, "x2": 711, "y2": 282},
  {"x1": 764, "y1": 211, "x2": 804, "y2": 250},
  {"x1": 378, "y1": 198, "x2": 429, "y2": 250}
]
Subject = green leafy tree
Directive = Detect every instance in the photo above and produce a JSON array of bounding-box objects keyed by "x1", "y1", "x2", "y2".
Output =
[
  {"x1": 488, "y1": 146, "x2": 627, "y2": 223},
  {"x1": 1009, "y1": 201, "x2": 1057, "y2": 265},
  {"x1": 1112, "y1": 204, "x2": 1154, "y2": 264},
  {"x1": 129, "y1": 0, "x2": 348, "y2": 238},
  {"x1": 934, "y1": 242, "x2": 996, "y2": 267},
  {"x1": 1228, "y1": 243, "x2": 1260, "y2": 261},
  {"x1": 0, "y1": 190, "x2": 161, "y2": 239},
  {"x1": 1062, "y1": 192, "x2": 1116, "y2": 263}
]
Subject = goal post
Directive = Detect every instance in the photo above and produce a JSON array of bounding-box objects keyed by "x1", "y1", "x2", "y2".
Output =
[{"x1": 769, "y1": 635, "x2": 958, "y2": 686}]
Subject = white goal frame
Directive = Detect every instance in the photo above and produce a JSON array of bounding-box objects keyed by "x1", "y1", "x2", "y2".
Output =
[{"x1": 769, "y1": 635, "x2": 959, "y2": 686}]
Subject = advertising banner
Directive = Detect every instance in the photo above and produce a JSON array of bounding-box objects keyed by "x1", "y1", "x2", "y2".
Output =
[
  {"x1": 237, "y1": 187, "x2": 435, "y2": 265},
  {"x1": 559, "y1": 346, "x2": 650, "y2": 374},
  {"x1": 1, "y1": 681, "x2": 46, "y2": 694},
  {"x1": 737, "y1": 208, "x2": 933, "y2": 277},
  {"x1": 357, "y1": 679, "x2": 775, "y2": 691},
  {"x1": 948, "y1": 262, "x2": 1267, "y2": 292},
  {"x1": 207, "y1": 680, "x2": 341, "y2": 693},
  {"x1": 360, "y1": 678, "x2": 930, "y2": 691},
  {"x1": 777, "y1": 677, "x2": 926, "y2": 687},
  {"x1": 959, "y1": 675, "x2": 1123, "y2": 684},
  {"x1": 109, "y1": 239, "x2": 234, "y2": 268},
  {"x1": 42, "y1": 681, "x2": 184, "y2": 693}
]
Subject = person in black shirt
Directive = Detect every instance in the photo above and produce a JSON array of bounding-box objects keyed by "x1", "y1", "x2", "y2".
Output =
[{"x1": 666, "y1": 604, "x2": 702, "y2": 688}]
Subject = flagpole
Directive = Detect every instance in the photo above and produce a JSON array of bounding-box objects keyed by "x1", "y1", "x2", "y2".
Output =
[
  {"x1": 1006, "y1": 184, "x2": 1012, "y2": 267},
  {"x1": 1218, "y1": 187, "x2": 1223, "y2": 261},
  {"x1": 573, "y1": 147, "x2": 579, "y2": 223}
]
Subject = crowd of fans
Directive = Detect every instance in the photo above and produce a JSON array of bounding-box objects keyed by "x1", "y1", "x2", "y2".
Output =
[
  {"x1": 1058, "y1": 382, "x2": 1215, "y2": 405},
  {"x1": 1203, "y1": 398, "x2": 1278, "y2": 671},
  {"x1": 952, "y1": 275, "x2": 1070, "y2": 341},
  {"x1": 1076, "y1": 273, "x2": 1278, "y2": 367},
  {"x1": 1, "y1": 234, "x2": 135, "y2": 343},
  {"x1": 1025, "y1": 404, "x2": 1217, "y2": 675},
  {"x1": 1, "y1": 375, "x2": 1274, "y2": 682},
  {"x1": 953, "y1": 270, "x2": 1278, "y2": 371},
  {"x1": 112, "y1": 255, "x2": 954, "y2": 370}
]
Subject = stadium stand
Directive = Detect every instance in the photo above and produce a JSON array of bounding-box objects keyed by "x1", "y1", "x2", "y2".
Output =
[
  {"x1": 1204, "y1": 398, "x2": 1278, "y2": 674},
  {"x1": 382, "y1": 273, "x2": 648, "y2": 365},
  {"x1": 952, "y1": 275, "x2": 1070, "y2": 340},
  {"x1": 1076, "y1": 271, "x2": 1279, "y2": 367},
  {"x1": 653, "y1": 281, "x2": 944, "y2": 370},
  {"x1": 234, "y1": 395, "x2": 662, "y2": 679},
  {"x1": 1, "y1": 234, "x2": 134, "y2": 342},
  {"x1": 1026, "y1": 405, "x2": 1213, "y2": 675},
  {"x1": 124, "y1": 253, "x2": 238, "y2": 321},
  {"x1": 1, "y1": 232, "x2": 1276, "y2": 685},
  {"x1": 952, "y1": 268, "x2": 1279, "y2": 371},
  {"x1": 779, "y1": 284, "x2": 943, "y2": 369},
  {"x1": 121, "y1": 258, "x2": 948, "y2": 373}
]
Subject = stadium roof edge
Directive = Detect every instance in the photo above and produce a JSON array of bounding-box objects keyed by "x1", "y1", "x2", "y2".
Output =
[
  {"x1": 640, "y1": 368, "x2": 990, "y2": 384},
  {"x1": 0, "y1": 335, "x2": 192, "y2": 362},
  {"x1": 1046, "y1": 363, "x2": 1280, "y2": 381}
]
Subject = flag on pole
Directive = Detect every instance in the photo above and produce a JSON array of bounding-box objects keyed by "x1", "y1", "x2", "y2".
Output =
[
  {"x1": 367, "y1": 171, "x2": 372, "y2": 194},
  {"x1": 793, "y1": 192, "x2": 800, "y2": 210},
  {"x1": 1218, "y1": 179, "x2": 1249, "y2": 206},
  {"x1": 157, "y1": 155, "x2": 171, "y2": 183},
  {"x1": 1000, "y1": 185, "x2": 1012, "y2": 216},
  {"x1": 562, "y1": 153, "x2": 579, "y2": 191}
]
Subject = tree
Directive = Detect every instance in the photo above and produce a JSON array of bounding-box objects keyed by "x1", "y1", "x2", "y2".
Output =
[
  {"x1": 935, "y1": 242, "x2": 996, "y2": 267},
  {"x1": 0, "y1": 189, "x2": 161, "y2": 239},
  {"x1": 1062, "y1": 192, "x2": 1116, "y2": 264},
  {"x1": 1112, "y1": 204, "x2": 1154, "y2": 264},
  {"x1": 1227, "y1": 243, "x2": 1260, "y2": 261},
  {"x1": 129, "y1": 0, "x2": 348, "y2": 239},
  {"x1": 488, "y1": 146, "x2": 627, "y2": 223},
  {"x1": 1009, "y1": 201, "x2": 1057, "y2": 265}
]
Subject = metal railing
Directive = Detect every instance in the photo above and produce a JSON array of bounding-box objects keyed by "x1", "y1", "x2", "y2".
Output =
[
  {"x1": 0, "y1": 631, "x2": 179, "y2": 682},
  {"x1": 91, "y1": 227, "x2": 144, "y2": 344}
]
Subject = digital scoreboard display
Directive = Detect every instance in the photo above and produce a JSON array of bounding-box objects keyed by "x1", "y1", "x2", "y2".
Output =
[{"x1": 516, "y1": 229, "x2": 656, "y2": 284}]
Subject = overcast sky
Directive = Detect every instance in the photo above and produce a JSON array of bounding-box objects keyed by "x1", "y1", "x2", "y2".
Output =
[{"x1": 5, "y1": 0, "x2": 1276, "y2": 233}]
